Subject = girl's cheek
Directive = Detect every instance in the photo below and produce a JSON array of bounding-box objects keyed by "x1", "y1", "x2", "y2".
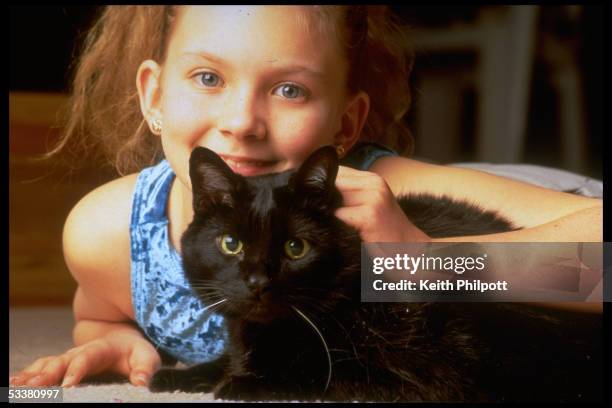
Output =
[
  {"x1": 274, "y1": 114, "x2": 335, "y2": 160},
  {"x1": 163, "y1": 76, "x2": 210, "y2": 117},
  {"x1": 165, "y1": 96, "x2": 214, "y2": 141}
]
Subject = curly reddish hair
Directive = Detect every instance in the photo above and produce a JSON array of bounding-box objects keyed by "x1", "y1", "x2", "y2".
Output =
[{"x1": 49, "y1": 6, "x2": 415, "y2": 175}]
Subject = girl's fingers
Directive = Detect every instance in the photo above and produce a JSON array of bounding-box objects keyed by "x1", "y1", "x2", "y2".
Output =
[
  {"x1": 12, "y1": 355, "x2": 71, "y2": 386},
  {"x1": 334, "y1": 205, "x2": 369, "y2": 229},
  {"x1": 62, "y1": 340, "x2": 115, "y2": 387},
  {"x1": 61, "y1": 354, "x2": 90, "y2": 387},
  {"x1": 10, "y1": 357, "x2": 55, "y2": 385},
  {"x1": 21, "y1": 357, "x2": 54, "y2": 375},
  {"x1": 335, "y1": 174, "x2": 379, "y2": 189},
  {"x1": 337, "y1": 189, "x2": 387, "y2": 207},
  {"x1": 11, "y1": 339, "x2": 133, "y2": 389},
  {"x1": 336, "y1": 167, "x2": 389, "y2": 191},
  {"x1": 127, "y1": 340, "x2": 162, "y2": 387},
  {"x1": 337, "y1": 165, "x2": 369, "y2": 177},
  {"x1": 36, "y1": 355, "x2": 71, "y2": 387}
]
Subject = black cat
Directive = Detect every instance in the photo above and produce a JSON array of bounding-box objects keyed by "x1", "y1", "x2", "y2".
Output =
[{"x1": 150, "y1": 146, "x2": 602, "y2": 402}]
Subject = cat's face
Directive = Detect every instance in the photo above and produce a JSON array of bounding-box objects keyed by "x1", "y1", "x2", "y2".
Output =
[{"x1": 181, "y1": 146, "x2": 360, "y2": 324}]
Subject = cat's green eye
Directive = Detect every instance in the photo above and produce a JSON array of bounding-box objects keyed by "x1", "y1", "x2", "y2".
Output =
[
  {"x1": 218, "y1": 234, "x2": 243, "y2": 255},
  {"x1": 284, "y1": 238, "x2": 310, "y2": 260}
]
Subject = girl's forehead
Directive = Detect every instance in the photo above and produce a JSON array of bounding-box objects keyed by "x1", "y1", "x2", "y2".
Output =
[{"x1": 168, "y1": 6, "x2": 343, "y2": 72}]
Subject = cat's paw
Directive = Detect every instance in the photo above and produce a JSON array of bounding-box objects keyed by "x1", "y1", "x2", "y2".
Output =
[
  {"x1": 149, "y1": 368, "x2": 215, "y2": 393},
  {"x1": 214, "y1": 376, "x2": 256, "y2": 401},
  {"x1": 149, "y1": 368, "x2": 180, "y2": 392},
  {"x1": 213, "y1": 375, "x2": 285, "y2": 401}
]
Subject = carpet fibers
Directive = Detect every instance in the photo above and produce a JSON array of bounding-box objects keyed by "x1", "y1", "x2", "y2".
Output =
[{"x1": 9, "y1": 307, "x2": 226, "y2": 402}]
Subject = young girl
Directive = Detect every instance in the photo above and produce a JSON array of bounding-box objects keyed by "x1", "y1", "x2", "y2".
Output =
[{"x1": 10, "y1": 5, "x2": 602, "y2": 389}]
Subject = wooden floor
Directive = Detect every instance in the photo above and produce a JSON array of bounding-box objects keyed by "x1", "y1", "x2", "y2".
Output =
[{"x1": 9, "y1": 92, "x2": 116, "y2": 306}]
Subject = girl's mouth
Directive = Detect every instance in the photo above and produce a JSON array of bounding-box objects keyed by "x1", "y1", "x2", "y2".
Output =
[{"x1": 220, "y1": 155, "x2": 279, "y2": 176}]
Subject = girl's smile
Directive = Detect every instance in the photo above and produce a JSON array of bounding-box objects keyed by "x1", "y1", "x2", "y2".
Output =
[
  {"x1": 218, "y1": 153, "x2": 281, "y2": 177},
  {"x1": 138, "y1": 5, "x2": 363, "y2": 187}
]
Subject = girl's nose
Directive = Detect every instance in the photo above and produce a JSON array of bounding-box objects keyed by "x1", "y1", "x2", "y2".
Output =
[{"x1": 217, "y1": 87, "x2": 266, "y2": 141}]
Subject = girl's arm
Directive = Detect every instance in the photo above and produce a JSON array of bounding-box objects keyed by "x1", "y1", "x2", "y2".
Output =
[
  {"x1": 62, "y1": 173, "x2": 163, "y2": 386},
  {"x1": 434, "y1": 206, "x2": 602, "y2": 243},
  {"x1": 334, "y1": 157, "x2": 603, "y2": 314},
  {"x1": 10, "y1": 174, "x2": 163, "y2": 387},
  {"x1": 64, "y1": 288, "x2": 162, "y2": 387},
  {"x1": 369, "y1": 156, "x2": 602, "y2": 242}
]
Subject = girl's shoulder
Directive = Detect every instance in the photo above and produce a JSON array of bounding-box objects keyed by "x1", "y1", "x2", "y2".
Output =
[
  {"x1": 63, "y1": 173, "x2": 140, "y2": 318},
  {"x1": 65, "y1": 173, "x2": 140, "y2": 244}
]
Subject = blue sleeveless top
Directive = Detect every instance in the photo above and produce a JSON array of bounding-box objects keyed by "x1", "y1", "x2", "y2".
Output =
[{"x1": 130, "y1": 143, "x2": 397, "y2": 366}]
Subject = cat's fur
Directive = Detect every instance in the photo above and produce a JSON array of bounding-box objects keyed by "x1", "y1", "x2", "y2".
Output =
[{"x1": 150, "y1": 146, "x2": 602, "y2": 402}]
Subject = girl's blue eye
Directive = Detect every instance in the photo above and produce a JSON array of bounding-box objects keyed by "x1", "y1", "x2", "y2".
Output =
[
  {"x1": 274, "y1": 84, "x2": 307, "y2": 100},
  {"x1": 196, "y1": 72, "x2": 223, "y2": 87}
]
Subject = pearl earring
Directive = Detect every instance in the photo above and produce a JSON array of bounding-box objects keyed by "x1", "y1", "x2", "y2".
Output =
[
  {"x1": 335, "y1": 144, "x2": 346, "y2": 158},
  {"x1": 151, "y1": 118, "x2": 163, "y2": 135}
]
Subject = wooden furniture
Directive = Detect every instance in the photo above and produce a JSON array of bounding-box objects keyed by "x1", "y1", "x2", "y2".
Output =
[{"x1": 9, "y1": 92, "x2": 113, "y2": 306}]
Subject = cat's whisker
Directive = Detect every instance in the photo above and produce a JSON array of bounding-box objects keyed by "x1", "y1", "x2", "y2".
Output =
[
  {"x1": 205, "y1": 282, "x2": 225, "y2": 286},
  {"x1": 192, "y1": 289, "x2": 224, "y2": 298},
  {"x1": 191, "y1": 284, "x2": 224, "y2": 291},
  {"x1": 190, "y1": 284, "x2": 223, "y2": 293},
  {"x1": 194, "y1": 293, "x2": 227, "y2": 305},
  {"x1": 206, "y1": 298, "x2": 232, "y2": 316},
  {"x1": 201, "y1": 298, "x2": 228, "y2": 312},
  {"x1": 328, "y1": 315, "x2": 363, "y2": 368},
  {"x1": 329, "y1": 356, "x2": 359, "y2": 364},
  {"x1": 191, "y1": 287, "x2": 223, "y2": 294},
  {"x1": 289, "y1": 296, "x2": 335, "y2": 314},
  {"x1": 191, "y1": 287, "x2": 221, "y2": 292},
  {"x1": 291, "y1": 305, "x2": 332, "y2": 393},
  {"x1": 200, "y1": 303, "x2": 228, "y2": 319},
  {"x1": 291, "y1": 287, "x2": 351, "y2": 306},
  {"x1": 190, "y1": 279, "x2": 224, "y2": 288},
  {"x1": 202, "y1": 303, "x2": 226, "y2": 316}
]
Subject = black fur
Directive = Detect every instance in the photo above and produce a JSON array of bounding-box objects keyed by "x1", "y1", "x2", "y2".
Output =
[{"x1": 150, "y1": 146, "x2": 602, "y2": 402}]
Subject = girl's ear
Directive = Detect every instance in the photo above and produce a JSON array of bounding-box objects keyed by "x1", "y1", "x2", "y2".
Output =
[
  {"x1": 136, "y1": 59, "x2": 163, "y2": 134},
  {"x1": 335, "y1": 91, "x2": 370, "y2": 153}
]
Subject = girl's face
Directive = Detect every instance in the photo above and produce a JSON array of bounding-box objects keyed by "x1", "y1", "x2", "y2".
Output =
[{"x1": 139, "y1": 6, "x2": 368, "y2": 189}]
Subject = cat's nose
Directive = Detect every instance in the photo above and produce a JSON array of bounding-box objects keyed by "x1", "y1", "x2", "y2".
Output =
[{"x1": 246, "y1": 274, "x2": 270, "y2": 295}]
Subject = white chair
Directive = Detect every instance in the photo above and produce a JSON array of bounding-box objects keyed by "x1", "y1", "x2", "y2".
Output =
[{"x1": 411, "y1": 6, "x2": 587, "y2": 173}]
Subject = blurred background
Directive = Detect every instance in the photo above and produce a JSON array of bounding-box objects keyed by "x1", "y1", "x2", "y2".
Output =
[
  {"x1": 393, "y1": 5, "x2": 602, "y2": 179},
  {"x1": 9, "y1": 5, "x2": 603, "y2": 306}
]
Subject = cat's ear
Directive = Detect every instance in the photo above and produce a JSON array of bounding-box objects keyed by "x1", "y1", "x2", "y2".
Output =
[
  {"x1": 293, "y1": 145, "x2": 339, "y2": 200},
  {"x1": 189, "y1": 147, "x2": 239, "y2": 213}
]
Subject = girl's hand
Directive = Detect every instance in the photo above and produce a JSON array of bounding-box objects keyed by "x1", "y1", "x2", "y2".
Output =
[
  {"x1": 9, "y1": 332, "x2": 162, "y2": 388},
  {"x1": 334, "y1": 166, "x2": 431, "y2": 243}
]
